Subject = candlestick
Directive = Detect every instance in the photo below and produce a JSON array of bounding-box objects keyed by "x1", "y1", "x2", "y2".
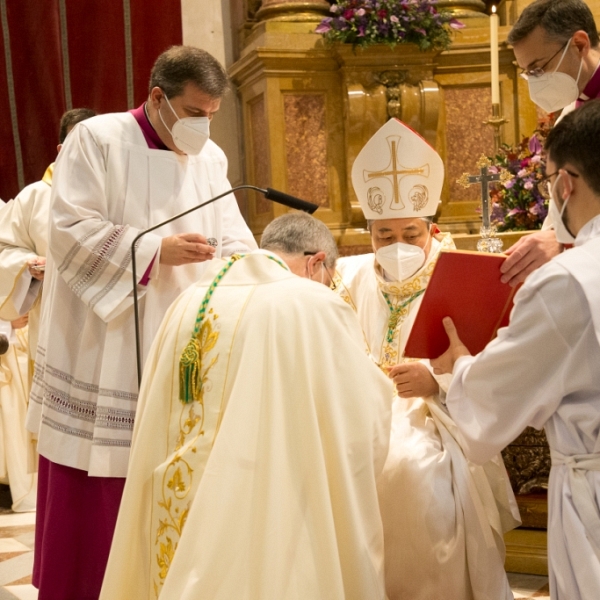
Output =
[{"x1": 490, "y1": 5, "x2": 500, "y2": 105}]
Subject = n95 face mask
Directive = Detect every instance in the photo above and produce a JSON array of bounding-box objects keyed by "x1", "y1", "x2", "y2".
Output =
[
  {"x1": 528, "y1": 40, "x2": 583, "y2": 113},
  {"x1": 159, "y1": 93, "x2": 210, "y2": 155},
  {"x1": 548, "y1": 174, "x2": 576, "y2": 244},
  {"x1": 375, "y1": 240, "x2": 427, "y2": 282}
]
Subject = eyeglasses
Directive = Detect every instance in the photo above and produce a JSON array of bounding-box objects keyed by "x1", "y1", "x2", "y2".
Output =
[
  {"x1": 536, "y1": 169, "x2": 579, "y2": 199},
  {"x1": 519, "y1": 39, "x2": 569, "y2": 80}
]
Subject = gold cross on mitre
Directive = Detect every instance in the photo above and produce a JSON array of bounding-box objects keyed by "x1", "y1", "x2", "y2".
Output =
[
  {"x1": 364, "y1": 135, "x2": 430, "y2": 210},
  {"x1": 457, "y1": 155, "x2": 508, "y2": 228}
]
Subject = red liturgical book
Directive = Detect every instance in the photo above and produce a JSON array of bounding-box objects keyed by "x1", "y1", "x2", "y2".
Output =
[{"x1": 403, "y1": 250, "x2": 518, "y2": 359}]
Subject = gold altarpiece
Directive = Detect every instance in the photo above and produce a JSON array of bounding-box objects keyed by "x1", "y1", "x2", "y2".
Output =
[{"x1": 227, "y1": 0, "x2": 600, "y2": 575}]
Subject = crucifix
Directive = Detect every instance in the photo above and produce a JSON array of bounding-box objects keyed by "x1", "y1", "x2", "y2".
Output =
[
  {"x1": 364, "y1": 136, "x2": 429, "y2": 210},
  {"x1": 457, "y1": 154, "x2": 504, "y2": 253}
]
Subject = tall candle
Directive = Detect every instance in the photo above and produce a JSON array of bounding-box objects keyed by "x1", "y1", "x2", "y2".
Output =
[{"x1": 490, "y1": 5, "x2": 500, "y2": 105}]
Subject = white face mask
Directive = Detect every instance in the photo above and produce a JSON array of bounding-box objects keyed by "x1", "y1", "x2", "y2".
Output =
[
  {"x1": 158, "y1": 93, "x2": 210, "y2": 155},
  {"x1": 375, "y1": 231, "x2": 430, "y2": 282},
  {"x1": 528, "y1": 39, "x2": 583, "y2": 113},
  {"x1": 548, "y1": 174, "x2": 576, "y2": 244}
]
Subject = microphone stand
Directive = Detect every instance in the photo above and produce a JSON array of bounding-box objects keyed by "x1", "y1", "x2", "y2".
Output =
[{"x1": 131, "y1": 184, "x2": 318, "y2": 388}]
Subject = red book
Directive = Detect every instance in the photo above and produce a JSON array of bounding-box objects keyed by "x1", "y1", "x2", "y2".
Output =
[{"x1": 403, "y1": 250, "x2": 518, "y2": 359}]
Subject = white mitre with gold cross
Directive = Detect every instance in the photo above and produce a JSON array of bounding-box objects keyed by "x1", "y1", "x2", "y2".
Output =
[{"x1": 352, "y1": 118, "x2": 444, "y2": 220}]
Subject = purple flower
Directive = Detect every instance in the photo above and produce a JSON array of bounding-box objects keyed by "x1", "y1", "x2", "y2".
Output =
[
  {"x1": 530, "y1": 154, "x2": 542, "y2": 164},
  {"x1": 517, "y1": 168, "x2": 527, "y2": 178},
  {"x1": 416, "y1": 27, "x2": 427, "y2": 35},
  {"x1": 488, "y1": 165, "x2": 499, "y2": 174},
  {"x1": 507, "y1": 208, "x2": 524, "y2": 217},
  {"x1": 356, "y1": 8, "x2": 366, "y2": 16},
  {"x1": 450, "y1": 18, "x2": 465, "y2": 29},
  {"x1": 524, "y1": 181, "x2": 534, "y2": 190},
  {"x1": 528, "y1": 135, "x2": 543, "y2": 154},
  {"x1": 529, "y1": 202, "x2": 543, "y2": 215},
  {"x1": 315, "y1": 19, "x2": 332, "y2": 33},
  {"x1": 504, "y1": 179, "x2": 515, "y2": 189},
  {"x1": 390, "y1": 15, "x2": 399, "y2": 23}
]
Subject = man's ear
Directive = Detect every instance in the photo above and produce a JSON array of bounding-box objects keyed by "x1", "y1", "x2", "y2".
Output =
[
  {"x1": 56, "y1": 143, "x2": 63, "y2": 154},
  {"x1": 149, "y1": 86, "x2": 164, "y2": 109},
  {"x1": 558, "y1": 168, "x2": 575, "y2": 200},
  {"x1": 573, "y1": 30, "x2": 591, "y2": 58}
]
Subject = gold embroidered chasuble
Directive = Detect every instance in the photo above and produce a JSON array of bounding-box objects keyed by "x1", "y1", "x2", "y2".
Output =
[{"x1": 101, "y1": 251, "x2": 393, "y2": 600}]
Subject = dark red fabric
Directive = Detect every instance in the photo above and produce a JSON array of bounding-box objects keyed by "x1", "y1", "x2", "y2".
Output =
[
  {"x1": 0, "y1": 1, "x2": 64, "y2": 201},
  {"x1": 64, "y1": 0, "x2": 128, "y2": 114},
  {"x1": 0, "y1": 9, "x2": 18, "y2": 202},
  {"x1": 0, "y1": 1, "x2": 182, "y2": 202},
  {"x1": 33, "y1": 455, "x2": 126, "y2": 600},
  {"x1": 130, "y1": 0, "x2": 183, "y2": 105}
]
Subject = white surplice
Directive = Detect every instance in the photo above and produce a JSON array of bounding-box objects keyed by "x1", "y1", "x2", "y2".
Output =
[
  {"x1": 0, "y1": 321, "x2": 36, "y2": 511},
  {"x1": 26, "y1": 113, "x2": 257, "y2": 478},
  {"x1": 335, "y1": 233, "x2": 520, "y2": 600},
  {"x1": 100, "y1": 252, "x2": 393, "y2": 600},
  {"x1": 0, "y1": 165, "x2": 52, "y2": 356},
  {"x1": 446, "y1": 214, "x2": 600, "y2": 600}
]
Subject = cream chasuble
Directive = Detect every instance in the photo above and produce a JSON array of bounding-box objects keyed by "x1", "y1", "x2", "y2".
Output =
[
  {"x1": 447, "y1": 215, "x2": 600, "y2": 600},
  {"x1": 0, "y1": 322, "x2": 37, "y2": 511},
  {"x1": 335, "y1": 233, "x2": 520, "y2": 600},
  {"x1": 100, "y1": 252, "x2": 393, "y2": 600},
  {"x1": 0, "y1": 164, "x2": 52, "y2": 356},
  {"x1": 26, "y1": 114, "x2": 257, "y2": 478}
]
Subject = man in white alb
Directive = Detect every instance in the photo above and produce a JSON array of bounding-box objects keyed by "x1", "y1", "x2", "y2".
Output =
[
  {"x1": 27, "y1": 46, "x2": 257, "y2": 600},
  {"x1": 100, "y1": 212, "x2": 393, "y2": 600},
  {"x1": 433, "y1": 98, "x2": 600, "y2": 600},
  {"x1": 335, "y1": 118, "x2": 520, "y2": 600}
]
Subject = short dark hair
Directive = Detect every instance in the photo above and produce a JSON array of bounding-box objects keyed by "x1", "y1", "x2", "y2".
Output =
[
  {"x1": 59, "y1": 108, "x2": 96, "y2": 143},
  {"x1": 508, "y1": 0, "x2": 599, "y2": 47},
  {"x1": 545, "y1": 99, "x2": 600, "y2": 195},
  {"x1": 149, "y1": 46, "x2": 229, "y2": 99}
]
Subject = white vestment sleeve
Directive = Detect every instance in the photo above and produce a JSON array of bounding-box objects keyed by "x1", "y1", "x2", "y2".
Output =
[
  {"x1": 0, "y1": 198, "x2": 41, "y2": 320},
  {"x1": 49, "y1": 124, "x2": 161, "y2": 323},
  {"x1": 446, "y1": 267, "x2": 584, "y2": 465}
]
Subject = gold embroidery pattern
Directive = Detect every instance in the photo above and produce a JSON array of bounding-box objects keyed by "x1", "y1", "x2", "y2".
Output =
[{"x1": 153, "y1": 310, "x2": 220, "y2": 597}]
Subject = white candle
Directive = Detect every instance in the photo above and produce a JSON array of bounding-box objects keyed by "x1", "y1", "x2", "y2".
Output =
[{"x1": 490, "y1": 5, "x2": 500, "y2": 105}]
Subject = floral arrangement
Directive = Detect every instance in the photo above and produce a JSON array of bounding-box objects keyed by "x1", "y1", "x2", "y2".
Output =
[
  {"x1": 315, "y1": 0, "x2": 464, "y2": 52},
  {"x1": 489, "y1": 119, "x2": 555, "y2": 232}
]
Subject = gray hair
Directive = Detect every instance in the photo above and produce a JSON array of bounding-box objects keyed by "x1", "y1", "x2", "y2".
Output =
[
  {"x1": 149, "y1": 46, "x2": 229, "y2": 99},
  {"x1": 508, "y1": 0, "x2": 599, "y2": 47},
  {"x1": 260, "y1": 212, "x2": 338, "y2": 270}
]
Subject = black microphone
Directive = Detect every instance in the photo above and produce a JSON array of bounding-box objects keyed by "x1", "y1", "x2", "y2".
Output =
[
  {"x1": 264, "y1": 188, "x2": 318, "y2": 214},
  {"x1": 131, "y1": 184, "x2": 319, "y2": 387}
]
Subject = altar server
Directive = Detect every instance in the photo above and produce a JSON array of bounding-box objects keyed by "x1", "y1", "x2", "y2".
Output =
[{"x1": 433, "y1": 99, "x2": 600, "y2": 600}]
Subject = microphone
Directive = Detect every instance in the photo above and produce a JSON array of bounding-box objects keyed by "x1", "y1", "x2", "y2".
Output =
[{"x1": 131, "y1": 184, "x2": 319, "y2": 387}]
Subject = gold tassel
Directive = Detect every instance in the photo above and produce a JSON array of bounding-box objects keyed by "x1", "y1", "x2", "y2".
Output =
[{"x1": 179, "y1": 338, "x2": 202, "y2": 404}]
